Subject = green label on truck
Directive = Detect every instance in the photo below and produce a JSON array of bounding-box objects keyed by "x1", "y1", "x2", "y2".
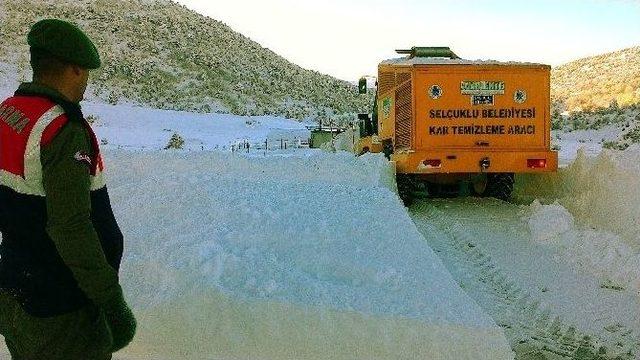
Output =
[{"x1": 460, "y1": 81, "x2": 505, "y2": 95}]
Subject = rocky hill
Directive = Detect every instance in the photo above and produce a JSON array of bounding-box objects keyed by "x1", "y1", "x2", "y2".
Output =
[
  {"x1": 551, "y1": 46, "x2": 640, "y2": 113},
  {"x1": 0, "y1": 0, "x2": 371, "y2": 121},
  {"x1": 549, "y1": 47, "x2": 640, "y2": 150}
]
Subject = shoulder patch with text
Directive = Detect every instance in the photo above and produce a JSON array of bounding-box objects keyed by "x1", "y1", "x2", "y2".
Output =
[{"x1": 74, "y1": 151, "x2": 92, "y2": 166}]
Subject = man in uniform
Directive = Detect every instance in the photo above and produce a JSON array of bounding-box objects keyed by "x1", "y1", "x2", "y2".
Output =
[{"x1": 0, "y1": 19, "x2": 136, "y2": 359}]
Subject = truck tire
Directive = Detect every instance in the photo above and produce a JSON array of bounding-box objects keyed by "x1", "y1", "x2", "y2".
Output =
[
  {"x1": 485, "y1": 173, "x2": 514, "y2": 201},
  {"x1": 383, "y1": 142, "x2": 393, "y2": 160},
  {"x1": 426, "y1": 182, "x2": 441, "y2": 198},
  {"x1": 427, "y1": 182, "x2": 459, "y2": 198},
  {"x1": 396, "y1": 175, "x2": 413, "y2": 206},
  {"x1": 470, "y1": 174, "x2": 489, "y2": 197}
]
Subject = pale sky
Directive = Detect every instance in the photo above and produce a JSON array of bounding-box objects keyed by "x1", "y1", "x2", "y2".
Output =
[{"x1": 175, "y1": 0, "x2": 640, "y2": 81}]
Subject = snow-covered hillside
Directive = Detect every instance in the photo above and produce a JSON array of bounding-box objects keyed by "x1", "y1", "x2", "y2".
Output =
[
  {"x1": 552, "y1": 47, "x2": 640, "y2": 112},
  {"x1": 0, "y1": 0, "x2": 372, "y2": 121},
  {"x1": 552, "y1": 104, "x2": 640, "y2": 154},
  {"x1": 549, "y1": 47, "x2": 640, "y2": 151},
  {"x1": 0, "y1": 85, "x2": 314, "y2": 152}
]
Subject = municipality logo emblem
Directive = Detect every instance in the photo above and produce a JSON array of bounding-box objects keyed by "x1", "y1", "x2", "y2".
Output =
[
  {"x1": 514, "y1": 89, "x2": 527, "y2": 104},
  {"x1": 429, "y1": 85, "x2": 443, "y2": 100}
]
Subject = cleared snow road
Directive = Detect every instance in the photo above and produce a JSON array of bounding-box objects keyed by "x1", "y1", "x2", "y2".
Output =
[{"x1": 410, "y1": 199, "x2": 640, "y2": 360}]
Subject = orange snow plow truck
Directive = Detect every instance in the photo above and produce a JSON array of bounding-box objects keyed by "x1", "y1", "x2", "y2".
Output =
[{"x1": 356, "y1": 47, "x2": 558, "y2": 203}]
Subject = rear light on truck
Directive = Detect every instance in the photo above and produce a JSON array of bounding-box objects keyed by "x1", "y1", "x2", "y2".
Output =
[
  {"x1": 527, "y1": 159, "x2": 547, "y2": 169},
  {"x1": 423, "y1": 159, "x2": 442, "y2": 168}
]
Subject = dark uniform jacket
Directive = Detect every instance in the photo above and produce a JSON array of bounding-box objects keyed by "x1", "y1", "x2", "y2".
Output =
[{"x1": 0, "y1": 83, "x2": 124, "y2": 317}]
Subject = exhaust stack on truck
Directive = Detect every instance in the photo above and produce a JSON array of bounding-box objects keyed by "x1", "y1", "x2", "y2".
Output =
[{"x1": 356, "y1": 47, "x2": 558, "y2": 203}]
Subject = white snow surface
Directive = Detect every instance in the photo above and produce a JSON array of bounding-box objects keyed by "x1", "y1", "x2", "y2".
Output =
[
  {"x1": 552, "y1": 127, "x2": 619, "y2": 166},
  {"x1": 527, "y1": 201, "x2": 575, "y2": 243},
  {"x1": 0, "y1": 94, "x2": 515, "y2": 358},
  {"x1": 412, "y1": 197, "x2": 640, "y2": 358},
  {"x1": 98, "y1": 150, "x2": 511, "y2": 359},
  {"x1": 83, "y1": 102, "x2": 311, "y2": 151},
  {"x1": 517, "y1": 148, "x2": 640, "y2": 297},
  {"x1": 518, "y1": 148, "x2": 640, "y2": 253},
  {"x1": 0, "y1": 83, "x2": 311, "y2": 153},
  {"x1": 527, "y1": 201, "x2": 640, "y2": 294}
]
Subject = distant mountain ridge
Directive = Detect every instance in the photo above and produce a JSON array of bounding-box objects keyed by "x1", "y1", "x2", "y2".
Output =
[
  {"x1": 1, "y1": 0, "x2": 637, "y2": 123},
  {"x1": 0, "y1": 0, "x2": 371, "y2": 121},
  {"x1": 551, "y1": 46, "x2": 640, "y2": 112}
]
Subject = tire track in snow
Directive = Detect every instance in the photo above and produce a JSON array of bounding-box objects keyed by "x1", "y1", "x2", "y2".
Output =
[{"x1": 409, "y1": 200, "x2": 637, "y2": 360}]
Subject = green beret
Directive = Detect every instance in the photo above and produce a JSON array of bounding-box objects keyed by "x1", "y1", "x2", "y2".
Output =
[{"x1": 28, "y1": 19, "x2": 101, "y2": 69}]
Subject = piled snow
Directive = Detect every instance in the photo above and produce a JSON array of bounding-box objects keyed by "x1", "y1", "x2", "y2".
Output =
[
  {"x1": 527, "y1": 201, "x2": 574, "y2": 243},
  {"x1": 527, "y1": 201, "x2": 640, "y2": 295},
  {"x1": 0, "y1": 98, "x2": 513, "y2": 358},
  {"x1": 96, "y1": 150, "x2": 513, "y2": 360},
  {"x1": 327, "y1": 128, "x2": 358, "y2": 152},
  {"x1": 516, "y1": 148, "x2": 640, "y2": 250},
  {"x1": 515, "y1": 148, "x2": 640, "y2": 296},
  {"x1": 410, "y1": 198, "x2": 640, "y2": 357}
]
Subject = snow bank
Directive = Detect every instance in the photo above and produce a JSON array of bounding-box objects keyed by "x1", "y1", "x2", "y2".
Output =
[
  {"x1": 101, "y1": 150, "x2": 512, "y2": 359},
  {"x1": 527, "y1": 201, "x2": 575, "y2": 243},
  {"x1": 321, "y1": 128, "x2": 357, "y2": 153},
  {"x1": 515, "y1": 148, "x2": 640, "y2": 295},
  {"x1": 516, "y1": 148, "x2": 640, "y2": 251},
  {"x1": 527, "y1": 201, "x2": 640, "y2": 294}
]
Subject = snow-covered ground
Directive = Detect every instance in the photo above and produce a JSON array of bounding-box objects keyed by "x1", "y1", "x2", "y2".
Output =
[
  {"x1": 552, "y1": 127, "x2": 619, "y2": 166},
  {"x1": 0, "y1": 99, "x2": 513, "y2": 359},
  {"x1": 100, "y1": 150, "x2": 511, "y2": 360},
  {"x1": 2, "y1": 87, "x2": 640, "y2": 359},
  {"x1": 409, "y1": 148, "x2": 640, "y2": 359},
  {"x1": 1, "y1": 81, "x2": 313, "y2": 153},
  {"x1": 84, "y1": 103, "x2": 311, "y2": 152},
  {"x1": 411, "y1": 198, "x2": 639, "y2": 359}
]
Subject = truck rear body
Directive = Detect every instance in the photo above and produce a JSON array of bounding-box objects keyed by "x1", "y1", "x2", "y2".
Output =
[{"x1": 375, "y1": 59, "x2": 558, "y2": 176}]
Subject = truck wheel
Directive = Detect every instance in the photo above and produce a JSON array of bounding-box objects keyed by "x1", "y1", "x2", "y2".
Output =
[
  {"x1": 426, "y1": 182, "x2": 440, "y2": 197},
  {"x1": 397, "y1": 175, "x2": 413, "y2": 206},
  {"x1": 485, "y1": 173, "x2": 514, "y2": 201},
  {"x1": 471, "y1": 175, "x2": 488, "y2": 197},
  {"x1": 383, "y1": 142, "x2": 393, "y2": 160},
  {"x1": 428, "y1": 182, "x2": 460, "y2": 198}
]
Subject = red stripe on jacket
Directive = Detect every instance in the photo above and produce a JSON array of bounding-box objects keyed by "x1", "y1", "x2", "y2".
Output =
[{"x1": 0, "y1": 97, "x2": 68, "y2": 178}]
